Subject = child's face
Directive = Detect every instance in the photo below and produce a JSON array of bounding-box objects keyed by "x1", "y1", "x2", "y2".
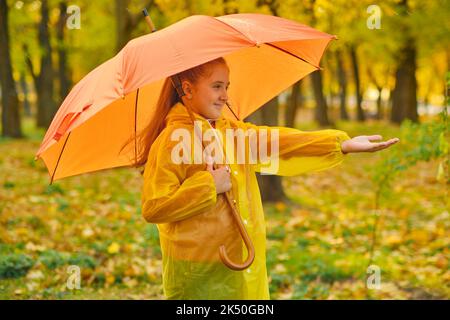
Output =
[{"x1": 182, "y1": 64, "x2": 230, "y2": 119}]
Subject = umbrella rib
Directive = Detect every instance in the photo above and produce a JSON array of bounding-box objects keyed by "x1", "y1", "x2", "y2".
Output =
[
  {"x1": 226, "y1": 102, "x2": 240, "y2": 121},
  {"x1": 214, "y1": 17, "x2": 321, "y2": 69},
  {"x1": 50, "y1": 131, "x2": 71, "y2": 185},
  {"x1": 213, "y1": 18, "x2": 321, "y2": 72},
  {"x1": 134, "y1": 88, "x2": 139, "y2": 166},
  {"x1": 265, "y1": 43, "x2": 321, "y2": 70}
]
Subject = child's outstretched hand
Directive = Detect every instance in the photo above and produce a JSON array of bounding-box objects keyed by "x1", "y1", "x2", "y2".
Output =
[
  {"x1": 205, "y1": 156, "x2": 232, "y2": 194},
  {"x1": 341, "y1": 135, "x2": 400, "y2": 154}
]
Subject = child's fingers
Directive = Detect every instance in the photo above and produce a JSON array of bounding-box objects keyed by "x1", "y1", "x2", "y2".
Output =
[
  {"x1": 213, "y1": 161, "x2": 230, "y2": 172},
  {"x1": 205, "y1": 156, "x2": 214, "y2": 172},
  {"x1": 371, "y1": 138, "x2": 400, "y2": 151},
  {"x1": 216, "y1": 166, "x2": 231, "y2": 174},
  {"x1": 389, "y1": 138, "x2": 400, "y2": 144},
  {"x1": 205, "y1": 155, "x2": 231, "y2": 173},
  {"x1": 368, "y1": 135, "x2": 383, "y2": 142},
  {"x1": 379, "y1": 138, "x2": 399, "y2": 147},
  {"x1": 219, "y1": 165, "x2": 231, "y2": 173}
]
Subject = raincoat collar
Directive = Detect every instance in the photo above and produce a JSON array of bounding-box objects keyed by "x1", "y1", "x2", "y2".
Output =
[{"x1": 165, "y1": 102, "x2": 226, "y2": 127}]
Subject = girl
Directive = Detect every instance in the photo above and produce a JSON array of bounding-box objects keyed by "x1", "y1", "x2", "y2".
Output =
[{"x1": 139, "y1": 57, "x2": 399, "y2": 299}]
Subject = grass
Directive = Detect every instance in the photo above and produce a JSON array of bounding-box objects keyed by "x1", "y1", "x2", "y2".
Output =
[{"x1": 0, "y1": 116, "x2": 448, "y2": 299}]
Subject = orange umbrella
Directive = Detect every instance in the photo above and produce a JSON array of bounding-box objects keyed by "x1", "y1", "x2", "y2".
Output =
[{"x1": 35, "y1": 13, "x2": 335, "y2": 183}]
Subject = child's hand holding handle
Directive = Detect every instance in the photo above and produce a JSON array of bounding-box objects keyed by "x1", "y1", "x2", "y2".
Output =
[{"x1": 205, "y1": 155, "x2": 232, "y2": 194}]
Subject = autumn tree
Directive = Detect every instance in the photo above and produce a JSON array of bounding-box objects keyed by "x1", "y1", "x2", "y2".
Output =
[
  {"x1": 0, "y1": 0, "x2": 22, "y2": 137},
  {"x1": 56, "y1": 1, "x2": 71, "y2": 101},
  {"x1": 24, "y1": 0, "x2": 57, "y2": 128},
  {"x1": 390, "y1": 0, "x2": 418, "y2": 124}
]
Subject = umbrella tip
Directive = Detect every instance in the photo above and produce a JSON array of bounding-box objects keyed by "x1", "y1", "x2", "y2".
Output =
[{"x1": 142, "y1": 8, "x2": 157, "y2": 32}]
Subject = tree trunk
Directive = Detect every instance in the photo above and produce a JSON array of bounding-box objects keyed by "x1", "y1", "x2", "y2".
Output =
[
  {"x1": 250, "y1": 0, "x2": 285, "y2": 203},
  {"x1": 391, "y1": 41, "x2": 418, "y2": 124},
  {"x1": 115, "y1": 0, "x2": 150, "y2": 52},
  {"x1": 20, "y1": 71, "x2": 31, "y2": 117},
  {"x1": 311, "y1": 71, "x2": 331, "y2": 126},
  {"x1": 301, "y1": 0, "x2": 330, "y2": 126},
  {"x1": 285, "y1": 80, "x2": 302, "y2": 128},
  {"x1": 0, "y1": 0, "x2": 22, "y2": 137},
  {"x1": 33, "y1": 0, "x2": 56, "y2": 129},
  {"x1": 246, "y1": 97, "x2": 286, "y2": 202},
  {"x1": 115, "y1": 0, "x2": 128, "y2": 52},
  {"x1": 349, "y1": 45, "x2": 365, "y2": 121},
  {"x1": 376, "y1": 87, "x2": 383, "y2": 120},
  {"x1": 390, "y1": 0, "x2": 418, "y2": 124},
  {"x1": 57, "y1": 2, "x2": 71, "y2": 102},
  {"x1": 336, "y1": 50, "x2": 349, "y2": 121},
  {"x1": 366, "y1": 68, "x2": 383, "y2": 120},
  {"x1": 388, "y1": 88, "x2": 394, "y2": 119}
]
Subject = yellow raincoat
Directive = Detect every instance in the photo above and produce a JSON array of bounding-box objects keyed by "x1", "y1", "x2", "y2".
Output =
[{"x1": 141, "y1": 102, "x2": 351, "y2": 299}]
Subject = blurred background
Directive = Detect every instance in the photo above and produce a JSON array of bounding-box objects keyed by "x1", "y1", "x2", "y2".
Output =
[{"x1": 0, "y1": 0, "x2": 448, "y2": 299}]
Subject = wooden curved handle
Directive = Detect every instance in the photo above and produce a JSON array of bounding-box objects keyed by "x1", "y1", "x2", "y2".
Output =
[{"x1": 219, "y1": 192, "x2": 255, "y2": 270}]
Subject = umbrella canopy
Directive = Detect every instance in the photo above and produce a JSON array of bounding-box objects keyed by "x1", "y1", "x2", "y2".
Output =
[{"x1": 35, "y1": 13, "x2": 335, "y2": 182}]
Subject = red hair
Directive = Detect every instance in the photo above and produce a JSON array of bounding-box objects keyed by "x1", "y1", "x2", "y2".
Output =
[{"x1": 121, "y1": 57, "x2": 229, "y2": 170}]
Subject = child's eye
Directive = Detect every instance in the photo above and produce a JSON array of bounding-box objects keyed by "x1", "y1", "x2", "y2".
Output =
[{"x1": 213, "y1": 85, "x2": 229, "y2": 90}]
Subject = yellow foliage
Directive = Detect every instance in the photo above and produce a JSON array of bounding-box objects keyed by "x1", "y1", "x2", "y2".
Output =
[
  {"x1": 107, "y1": 242, "x2": 120, "y2": 254},
  {"x1": 385, "y1": 234, "x2": 403, "y2": 246},
  {"x1": 105, "y1": 274, "x2": 115, "y2": 285},
  {"x1": 275, "y1": 201, "x2": 287, "y2": 212},
  {"x1": 409, "y1": 230, "x2": 429, "y2": 245}
]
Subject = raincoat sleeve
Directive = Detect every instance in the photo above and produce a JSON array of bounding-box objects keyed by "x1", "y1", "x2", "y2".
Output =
[
  {"x1": 242, "y1": 122, "x2": 352, "y2": 176},
  {"x1": 141, "y1": 129, "x2": 217, "y2": 224}
]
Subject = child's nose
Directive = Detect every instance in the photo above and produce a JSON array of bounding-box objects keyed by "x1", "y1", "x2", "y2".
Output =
[{"x1": 221, "y1": 91, "x2": 228, "y2": 102}]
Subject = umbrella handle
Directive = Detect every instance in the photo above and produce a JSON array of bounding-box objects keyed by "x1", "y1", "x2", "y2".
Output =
[{"x1": 219, "y1": 192, "x2": 255, "y2": 270}]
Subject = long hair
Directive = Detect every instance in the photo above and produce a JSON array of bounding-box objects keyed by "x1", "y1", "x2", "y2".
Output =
[{"x1": 122, "y1": 57, "x2": 229, "y2": 171}]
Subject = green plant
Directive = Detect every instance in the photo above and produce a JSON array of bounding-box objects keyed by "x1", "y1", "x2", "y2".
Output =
[
  {"x1": 44, "y1": 184, "x2": 65, "y2": 195},
  {"x1": 366, "y1": 73, "x2": 450, "y2": 297},
  {"x1": 0, "y1": 254, "x2": 34, "y2": 279},
  {"x1": 67, "y1": 253, "x2": 98, "y2": 269},
  {"x1": 38, "y1": 250, "x2": 68, "y2": 270}
]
